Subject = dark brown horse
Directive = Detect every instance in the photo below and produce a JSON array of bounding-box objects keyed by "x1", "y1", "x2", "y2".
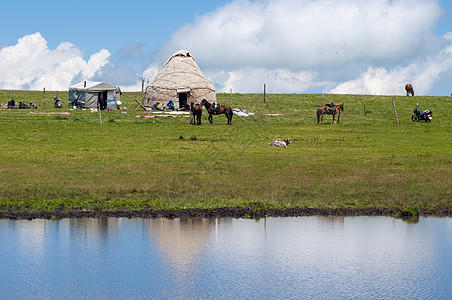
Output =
[
  {"x1": 405, "y1": 83, "x2": 414, "y2": 96},
  {"x1": 190, "y1": 102, "x2": 202, "y2": 125},
  {"x1": 316, "y1": 102, "x2": 344, "y2": 125},
  {"x1": 201, "y1": 99, "x2": 233, "y2": 125}
]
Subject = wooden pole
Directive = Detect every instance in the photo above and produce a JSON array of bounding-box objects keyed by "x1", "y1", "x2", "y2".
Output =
[
  {"x1": 392, "y1": 98, "x2": 399, "y2": 124},
  {"x1": 322, "y1": 93, "x2": 324, "y2": 106},
  {"x1": 43, "y1": 87, "x2": 45, "y2": 99},
  {"x1": 98, "y1": 102, "x2": 103, "y2": 125},
  {"x1": 264, "y1": 84, "x2": 266, "y2": 103},
  {"x1": 348, "y1": 103, "x2": 367, "y2": 116}
]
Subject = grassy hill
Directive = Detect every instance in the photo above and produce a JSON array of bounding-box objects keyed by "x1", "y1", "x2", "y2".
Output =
[{"x1": 0, "y1": 90, "x2": 451, "y2": 217}]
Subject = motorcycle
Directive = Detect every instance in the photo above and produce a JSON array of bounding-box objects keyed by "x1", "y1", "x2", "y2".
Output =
[{"x1": 411, "y1": 104, "x2": 432, "y2": 122}]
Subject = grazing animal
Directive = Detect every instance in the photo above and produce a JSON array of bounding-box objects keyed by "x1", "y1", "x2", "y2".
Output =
[
  {"x1": 269, "y1": 138, "x2": 292, "y2": 147},
  {"x1": 201, "y1": 99, "x2": 233, "y2": 125},
  {"x1": 316, "y1": 102, "x2": 344, "y2": 125},
  {"x1": 405, "y1": 84, "x2": 414, "y2": 96},
  {"x1": 190, "y1": 102, "x2": 203, "y2": 125}
]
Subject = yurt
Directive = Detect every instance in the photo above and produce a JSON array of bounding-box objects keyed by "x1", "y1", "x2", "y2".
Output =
[
  {"x1": 144, "y1": 50, "x2": 216, "y2": 109},
  {"x1": 69, "y1": 81, "x2": 121, "y2": 109}
]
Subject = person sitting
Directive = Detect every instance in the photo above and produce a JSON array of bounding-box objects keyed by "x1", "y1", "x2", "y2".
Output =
[
  {"x1": 7, "y1": 99, "x2": 15, "y2": 109},
  {"x1": 151, "y1": 102, "x2": 164, "y2": 110},
  {"x1": 29, "y1": 101, "x2": 37, "y2": 109},
  {"x1": 166, "y1": 99, "x2": 175, "y2": 110},
  {"x1": 18, "y1": 101, "x2": 29, "y2": 109}
]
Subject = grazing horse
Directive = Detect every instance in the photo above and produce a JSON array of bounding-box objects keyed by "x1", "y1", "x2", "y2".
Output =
[
  {"x1": 190, "y1": 102, "x2": 202, "y2": 125},
  {"x1": 201, "y1": 99, "x2": 233, "y2": 125},
  {"x1": 405, "y1": 84, "x2": 414, "y2": 96},
  {"x1": 316, "y1": 102, "x2": 344, "y2": 125}
]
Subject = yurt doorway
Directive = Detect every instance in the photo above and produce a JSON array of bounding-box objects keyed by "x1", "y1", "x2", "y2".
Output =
[
  {"x1": 98, "y1": 91, "x2": 108, "y2": 110},
  {"x1": 178, "y1": 92, "x2": 188, "y2": 109}
]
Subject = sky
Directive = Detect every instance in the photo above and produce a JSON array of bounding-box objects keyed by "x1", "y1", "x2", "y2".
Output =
[{"x1": 1, "y1": 0, "x2": 452, "y2": 96}]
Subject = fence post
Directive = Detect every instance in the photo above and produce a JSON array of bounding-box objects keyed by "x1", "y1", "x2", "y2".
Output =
[
  {"x1": 264, "y1": 84, "x2": 266, "y2": 103},
  {"x1": 392, "y1": 98, "x2": 399, "y2": 124},
  {"x1": 98, "y1": 102, "x2": 103, "y2": 125}
]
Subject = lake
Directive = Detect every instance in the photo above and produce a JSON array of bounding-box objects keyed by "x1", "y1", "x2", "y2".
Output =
[{"x1": 0, "y1": 216, "x2": 451, "y2": 299}]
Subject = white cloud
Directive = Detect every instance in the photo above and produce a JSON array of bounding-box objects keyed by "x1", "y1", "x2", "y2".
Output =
[
  {"x1": 210, "y1": 67, "x2": 325, "y2": 93},
  {"x1": 158, "y1": 0, "x2": 442, "y2": 69},
  {"x1": 330, "y1": 44, "x2": 452, "y2": 95},
  {"x1": 0, "y1": 32, "x2": 110, "y2": 90},
  {"x1": 2, "y1": 1, "x2": 451, "y2": 95},
  {"x1": 151, "y1": 0, "x2": 449, "y2": 95}
]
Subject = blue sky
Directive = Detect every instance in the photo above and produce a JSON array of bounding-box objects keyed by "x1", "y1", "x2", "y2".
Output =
[{"x1": 1, "y1": 0, "x2": 452, "y2": 96}]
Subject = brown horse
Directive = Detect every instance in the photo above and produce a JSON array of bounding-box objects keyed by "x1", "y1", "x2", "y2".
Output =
[
  {"x1": 190, "y1": 102, "x2": 202, "y2": 125},
  {"x1": 201, "y1": 99, "x2": 233, "y2": 125},
  {"x1": 316, "y1": 102, "x2": 344, "y2": 125},
  {"x1": 405, "y1": 83, "x2": 414, "y2": 96}
]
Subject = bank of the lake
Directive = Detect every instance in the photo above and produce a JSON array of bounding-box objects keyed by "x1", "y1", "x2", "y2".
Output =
[{"x1": 1, "y1": 91, "x2": 451, "y2": 219}]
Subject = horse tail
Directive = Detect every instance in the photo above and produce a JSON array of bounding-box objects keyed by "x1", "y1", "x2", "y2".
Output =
[{"x1": 316, "y1": 108, "x2": 320, "y2": 123}]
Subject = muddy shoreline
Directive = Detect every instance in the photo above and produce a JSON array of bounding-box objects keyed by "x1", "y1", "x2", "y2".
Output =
[{"x1": 1, "y1": 207, "x2": 451, "y2": 220}]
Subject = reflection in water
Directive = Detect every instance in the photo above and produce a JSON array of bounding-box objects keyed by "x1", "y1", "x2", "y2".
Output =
[
  {"x1": 144, "y1": 218, "x2": 215, "y2": 270},
  {"x1": 0, "y1": 217, "x2": 451, "y2": 299}
]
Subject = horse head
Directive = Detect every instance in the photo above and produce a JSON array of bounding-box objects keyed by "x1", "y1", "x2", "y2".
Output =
[{"x1": 200, "y1": 99, "x2": 210, "y2": 108}]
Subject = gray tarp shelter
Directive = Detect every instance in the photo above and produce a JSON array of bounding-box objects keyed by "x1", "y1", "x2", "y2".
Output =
[
  {"x1": 144, "y1": 50, "x2": 216, "y2": 109},
  {"x1": 69, "y1": 81, "x2": 121, "y2": 109}
]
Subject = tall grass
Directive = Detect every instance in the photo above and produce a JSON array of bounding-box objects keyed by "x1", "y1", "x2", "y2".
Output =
[{"x1": 0, "y1": 90, "x2": 451, "y2": 212}]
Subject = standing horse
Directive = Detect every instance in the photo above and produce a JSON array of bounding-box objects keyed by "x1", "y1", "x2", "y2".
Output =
[
  {"x1": 190, "y1": 102, "x2": 202, "y2": 125},
  {"x1": 316, "y1": 102, "x2": 344, "y2": 125},
  {"x1": 201, "y1": 99, "x2": 233, "y2": 125},
  {"x1": 405, "y1": 83, "x2": 414, "y2": 96}
]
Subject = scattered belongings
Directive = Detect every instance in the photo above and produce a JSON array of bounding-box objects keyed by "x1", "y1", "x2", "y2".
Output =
[
  {"x1": 29, "y1": 112, "x2": 71, "y2": 115},
  {"x1": 144, "y1": 115, "x2": 176, "y2": 118},
  {"x1": 163, "y1": 111, "x2": 190, "y2": 115},
  {"x1": 269, "y1": 138, "x2": 292, "y2": 147},
  {"x1": 233, "y1": 108, "x2": 255, "y2": 116}
]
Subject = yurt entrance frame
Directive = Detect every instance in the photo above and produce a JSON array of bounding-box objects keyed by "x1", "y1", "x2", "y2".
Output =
[{"x1": 177, "y1": 89, "x2": 189, "y2": 108}]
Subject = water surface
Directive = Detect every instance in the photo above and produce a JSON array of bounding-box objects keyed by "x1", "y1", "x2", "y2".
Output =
[{"x1": 0, "y1": 216, "x2": 451, "y2": 299}]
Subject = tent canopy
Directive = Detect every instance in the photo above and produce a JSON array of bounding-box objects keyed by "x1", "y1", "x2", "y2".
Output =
[
  {"x1": 69, "y1": 81, "x2": 121, "y2": 109},
  {"x1": 144, "y1": 50, "x2": 216, "y2": 109}
]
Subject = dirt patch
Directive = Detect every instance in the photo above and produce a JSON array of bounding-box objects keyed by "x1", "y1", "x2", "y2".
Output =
[{"x1": 1, "y1": 206, "x2": 451, "y2": 220}]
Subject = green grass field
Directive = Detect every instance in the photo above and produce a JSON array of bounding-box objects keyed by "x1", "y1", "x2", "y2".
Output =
[{"x1": 0, "y1": 90, "x2": 451, "y2": 214}]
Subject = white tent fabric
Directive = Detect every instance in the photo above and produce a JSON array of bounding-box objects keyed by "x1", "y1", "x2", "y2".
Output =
[{"x1": 144, "y1": 50, "x2": 216, "y2": 109}]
